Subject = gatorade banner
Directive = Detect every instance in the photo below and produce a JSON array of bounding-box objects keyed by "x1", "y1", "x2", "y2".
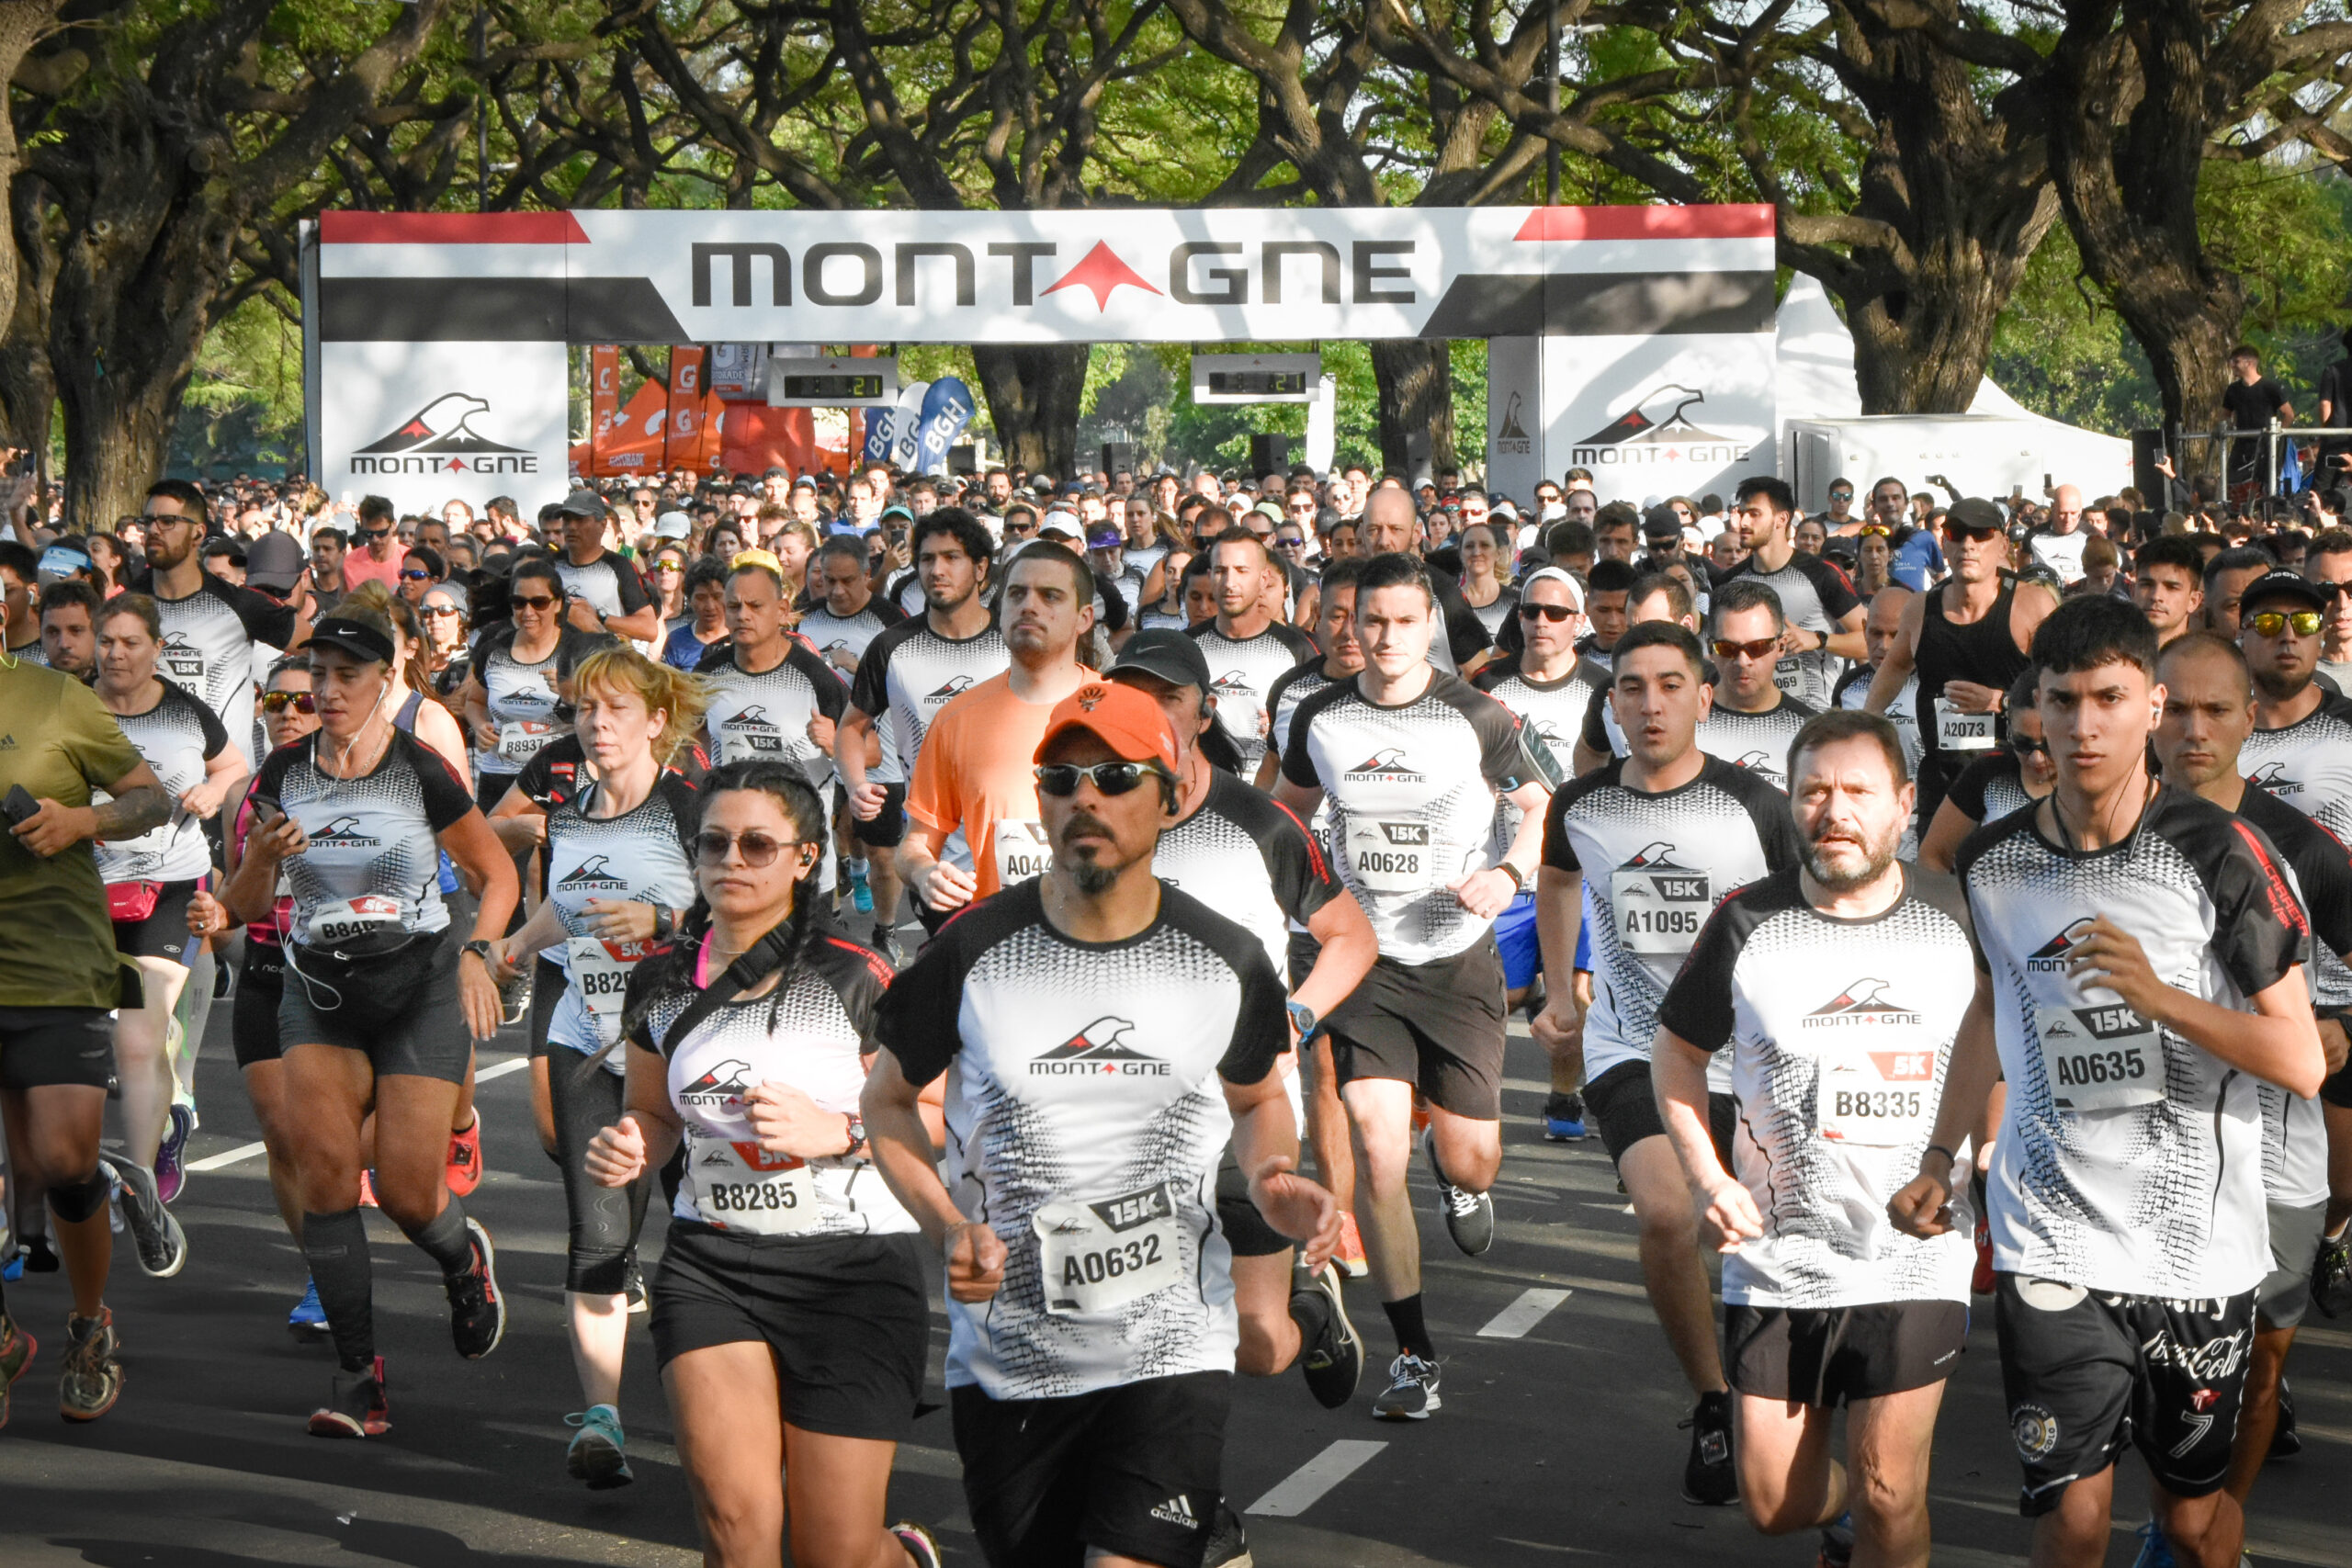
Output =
[
  {"x1": 665, "y1": 345, "x2": 722, "y2": 472},
  {"x1": 914, "y1": 377, "x2": 977, "y2": 476},
  {"x1": 589, "y1": 345, "x2": 620, "y2": 467}
]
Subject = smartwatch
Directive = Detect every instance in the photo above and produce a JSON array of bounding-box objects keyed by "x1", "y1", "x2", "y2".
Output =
[
  {"x1": 461, "y1": 939, "x2": 494, "y2": 964},
  {"x1": 1285, "y1": 999, "x2": 1320, "y2": 1043}
]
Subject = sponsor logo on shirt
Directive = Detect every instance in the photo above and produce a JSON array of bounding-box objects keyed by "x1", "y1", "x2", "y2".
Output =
[
  {"x1": 2247, "y1": 760, "x2": 2301, "y2": 795},
  {"x1": 1029, "y1": 1016, "x2": 1170, "y2": 1077},
  {"x1": 1614, "y1": 841, "x2": 1707, "y2": 901},
  {"x1": 557, "y1": 854, "x2": 629, "y2": 891},
  {"x1": 1344, "y1": 746, "x2": 1424, "y2": 782},
  {"x1": 1212, "y1": 669, "x2": 1256, "y2": 695},
  {"x1": 1802, "y1": 977, "x2": 1926, "y2": 1032},
  {"x1": 308, "y1": 814, "x2": 382, "y2": 849},
  {"x1": 1149, "y1": 1495, "x2": 1199, "y2": 1529},
  {"x1": 2026, "y1": 917, "x2": 2098, "y2": 973},
  {"x1": 925, "y1": 674, "x2": 975, "y2": 701},
  {"x1": 679, "y1": 1058, "x2": 753, "y2": 1110}
]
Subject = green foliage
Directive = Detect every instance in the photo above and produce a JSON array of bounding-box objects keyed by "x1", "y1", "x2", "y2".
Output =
[{"x1": 170, "y1": 290, "x2": 306, "y2": 477}]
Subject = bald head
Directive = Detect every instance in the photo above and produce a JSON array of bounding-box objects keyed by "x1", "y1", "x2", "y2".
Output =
[
  {"x1": 1864, "y1": 584, "x2": 1911, "y2": 668},
  {"x1": 2052, "y1": 484, "x2": 2085, "y2": 534},
  {"x1": 1361, "y1": 488, "x2": 1421, "y2": 555}
]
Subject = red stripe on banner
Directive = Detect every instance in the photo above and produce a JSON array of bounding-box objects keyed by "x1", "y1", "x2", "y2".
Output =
[
  {"x1": 1514, "y1": 205, "x2": 1775, "y2": 242},
  {"x1": 319, "y1": 211, "x2": 588, "y2": 245}
]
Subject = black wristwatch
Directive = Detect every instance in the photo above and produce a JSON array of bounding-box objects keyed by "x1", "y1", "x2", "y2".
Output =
[
  {"x1": 841, "y1": 1111, "x2": 868, "y2": 1158},
  {"x1": 1496, "y1": 861, "x2": 1526, "y2": 894},
  {"x1": 651, "y1": 905, "x2": 676, "y2": 942},
  {"x1": 461, "y1": 939, "x2": 494, "y2": 964}
]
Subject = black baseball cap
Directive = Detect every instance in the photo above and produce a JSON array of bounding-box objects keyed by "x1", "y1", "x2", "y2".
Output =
[
  {"x1": 2240, "y1": 568, "x2": 2330, "y2": 616},
  {"x1": 306, "y1": 614, "x2": 395, "y2": 665},
  {"x1": 556, "y1": 488, "x2": 605, "y2": 517},
  {"x1": 243, "y1": 530, "x2": 305, "y2": 591},
  {"x1": 1944, "y1": 497, "x2": 2006, "y2": 535},
  {"x1": 1641, "y1": 503, "x2": 1683, "y2": 541},
  {"x1": 1109, "y1": 628, "x2": 1214, "y2": 701}
]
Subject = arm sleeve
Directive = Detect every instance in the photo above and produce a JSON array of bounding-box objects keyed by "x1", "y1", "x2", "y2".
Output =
[
  {"x1": 1216, "y1": 942, "x2": 1289, "y2": 1086},
  {"x1": 1541, "y1": 782, "x2": 1585, "y2": 873},
  {"x1": 848, "y1": 634, "x2": 892, "y2": 719},
  {"x1": 189, "y1": 688, "x2": 231, "y2": 761},
  {"x1": 1260, "y1": 795, "x2": 1343, "y2": 925},
  {"x1": 1580, "y1": 684, "x2": 1611, "y2": 754},
  {"x1": 1944, "y1": 756, "x2": 1993, "y2": 823},
  {"x1": 874, "y1": 934, "x2": 967, "y2": 1088},
  {"x1": 608, "y1": 560, "x2": 652, "y2": 615},
  {"x1": 1656, "y1": 898, "x2": 1744, "y2": 1052},
  {"x1": 1468, "y1": 692, "x2": 1529, "y2": 793},
  {"x1": 2213, "y1": 818, "x2": 2311, "y2": 998},
  {"x1": 1435, "y1": 572, "x2": 1492, "y2": 665},
  {"x1": 414, "y1": 737, "x2": 479, "y2": 832},
  {"x1": 1813, "y1": 558, "x2": 1862, "y2": 623},
  {"x1": 1277, "y1": 698, "x2": 1326, "y2": 790},
  {"x1": 792, "y1": 644, "x2": 849, "y2": 720}
]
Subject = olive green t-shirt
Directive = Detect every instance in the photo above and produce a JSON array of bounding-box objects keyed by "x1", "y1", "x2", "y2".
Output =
[{"x1": 0, "y1": 661, "x2": 141, "y2": 1009}]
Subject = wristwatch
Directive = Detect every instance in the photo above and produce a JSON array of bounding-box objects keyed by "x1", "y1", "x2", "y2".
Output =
[
  {"x1": 651, "y1": 905, "x2": 676, "y2": 942},
  {"x1": 1285, "y1": 999, "x2": 1320, "y2": 1043},
  {"x1": 461, "y1": 939, "x2": 494, "y2": 964},
  {"x1": 841, "y1": 1111, "x2": 868, "y2": 1158},
  {"x1": 1496, "y1": 861, "x2": 1526, "y2": 894}
]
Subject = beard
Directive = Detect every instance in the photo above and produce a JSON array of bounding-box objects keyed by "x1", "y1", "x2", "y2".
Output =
[{"x1": 1804, "y1": 821, "x2": 1900, "y2": 894}]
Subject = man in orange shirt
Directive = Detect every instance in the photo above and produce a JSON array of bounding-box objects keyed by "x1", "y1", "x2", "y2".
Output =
[{"x1": 902, "y1": 541, "x2": 1098, "y2": 914}]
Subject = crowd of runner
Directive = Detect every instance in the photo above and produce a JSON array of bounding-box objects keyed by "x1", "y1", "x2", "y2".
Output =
[{"x1": 0, "y1": 447, "x2": 2346, "y2": 1568}]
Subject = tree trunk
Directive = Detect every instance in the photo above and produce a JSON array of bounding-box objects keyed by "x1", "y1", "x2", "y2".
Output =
[
  {"x1": 0, "y1": 3, "x2": 62, "y2": 348},
  {"x1": 0, "y1": 184, "x2": 54, "y2": 455},
  {"x1": 1370, "y1": 339, "x2": 1454, "y2": 479},
  {"x1": 971, "y1": 342, "x2": 1089, "y2": 479}
]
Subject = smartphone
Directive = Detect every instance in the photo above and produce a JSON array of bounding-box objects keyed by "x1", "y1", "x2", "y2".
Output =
[
  {"x1": 3, "y1": 784, "x2": 37, "y2": 825},
  {"x1": 250, "y1": 795, "x2": 283, "y2": 829}
]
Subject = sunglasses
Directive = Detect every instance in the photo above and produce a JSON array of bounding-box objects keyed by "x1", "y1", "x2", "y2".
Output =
[
  {"x1": 694, "y1": 829, "x2": 810, "y2": 867},
  {"x1": 1828, "y1": 489, "x2": 1853, "y2": 501},
  {"x1": 420, "y1": 604, "x2": 462, "y2": 619},
  {"x1": 512, "y1": 594, "x2": 558, "y2": 612},
  {"x1": 1942, "y1": 523, "x2": 2004, "y2": 544},
  {"x1": 1711, "y1": 637, "x2": 1782, "y2": 661},
  {"x1": 2009, "y1": 736, "x2": 2051, "y2": 759},
  {"x1": 1005, "y1": 520, "x2": 1038, "y2": 535},
  {"x1": 1034, "y1": 761, "x2": 1165, "y2": 797},
  {"x1": 1860, "y1": 525, "x2": 1891, "y2": 538},
  {"x1": 259, "y1": 690, "x2": 315, "y2": 715},
  {"x1": 2246, "y1": 609, "x2": 2324, "y2": 637},
  {"x1": 359, "y1": 527, "x2": 392, "y2": 541},
  {"x1": 1519, "y1": 602, "x2": 1578, "y2": 623},
  {"x1": 399, "y1": 568, "x2": 433, "y2": 581},
  {"x1": 653, "y1": 561, "x2": 684, "y2": 572}
]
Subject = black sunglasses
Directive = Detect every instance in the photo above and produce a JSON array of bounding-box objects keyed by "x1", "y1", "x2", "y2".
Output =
[
  {"x1": 1035, "y1": 761, "x2": 1165, "y2": 797},
  {"x1": 1518, "y1": 602, "x2": 1577, "y2": 623},
  {"x1": 2009, "y1": 736, "x2": 2051, "y2": 759}
]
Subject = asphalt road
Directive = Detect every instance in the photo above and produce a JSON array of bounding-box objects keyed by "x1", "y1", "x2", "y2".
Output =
[{"x1": 2, "y1": 922, "x2": 2347, "y2": 1568}]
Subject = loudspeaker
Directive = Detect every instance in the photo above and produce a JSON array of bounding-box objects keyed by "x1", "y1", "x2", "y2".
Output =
[
  {"x1": 1250, "y1": 434, "x2": 1289, "y2": 475},
  {"x1": 2132, "y1": 429, "x2": 2170, "y2": 509},
  {"x1": 1100, "y1": 441, "x2": 1136, "y2": 478},
  {"x1": 950, "y1": 443, "x2": 978, "y2": 475}
]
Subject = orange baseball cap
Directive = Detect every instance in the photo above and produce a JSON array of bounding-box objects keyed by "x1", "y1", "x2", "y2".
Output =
[{"x1": 1035, "y1": 681, "x2": 1180, "y2": 772}]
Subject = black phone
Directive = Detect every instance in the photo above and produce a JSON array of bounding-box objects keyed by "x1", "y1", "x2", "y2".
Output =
[
  {"x1": 250, "y1": 795, "x2": 283, "y2": 827},
  {"x1": 3, "y1": 784, "x2": 38, "y2": 825}
]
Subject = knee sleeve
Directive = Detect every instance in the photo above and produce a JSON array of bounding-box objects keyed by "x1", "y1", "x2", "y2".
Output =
[{"x1": 46, "y1": 1168, "x2": 111, "y2": 1224}]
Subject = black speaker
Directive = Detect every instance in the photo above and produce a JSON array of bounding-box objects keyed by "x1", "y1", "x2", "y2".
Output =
[
  {"x1": 1100, "y1": 441, "x2": 1136, "y2": 477},
  {"x1": 1250, "y1": 434, "x2": 1289, "y2": 475},
  {"x1": 2132, "y1": 429, "x2": 2169, "y2": 508},
  {"x1": 949, "y1": 443, "x2": 978, "y2": 475}
]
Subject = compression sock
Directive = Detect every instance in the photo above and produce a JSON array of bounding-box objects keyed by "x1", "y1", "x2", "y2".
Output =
[
  {"x1": 302, "y1": 1208, "x2": 375, "y2": 1373},
  {"x1": 405, "y1": 1196, "x2": 475, "y2": 1280},
  {"x1": 1382, "y1": 1293, "x2": 1435, "y2": 1359}
]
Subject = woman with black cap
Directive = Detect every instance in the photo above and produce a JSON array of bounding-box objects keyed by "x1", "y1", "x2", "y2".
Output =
[{"x1": 221, "y1": 597, "x2": 519, "y2": 1438}]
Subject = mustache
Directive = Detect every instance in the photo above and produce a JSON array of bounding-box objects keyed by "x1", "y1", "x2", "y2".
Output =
[{"x1": 1061, "y1": 810, "x2": 1114, "y2": 840}]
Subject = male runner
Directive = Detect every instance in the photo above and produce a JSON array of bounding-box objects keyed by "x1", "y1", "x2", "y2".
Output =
[
  {"x1": 2132, "y1": 535, "x2": 2207, "y2": 648},
  {"x1": 1889, "y1": 595, "x2": 2325, "y2": 1568},
  {"x1": 1572, "y1": 570, "x2": 1701, "y2": 774},
  {"x1": 1656, "y1": 710, "x2": 1975, "y2": 1567},
  {"x1": 1256, "y1": 558, "x2": 1367, "y2": 793},
  {"x1": 2233, "y1": 568, "x2": 2352, "y2": 842},
  {"x1": 551, "y1": 489, "x2": 660, "y2": 645},
  {"x1": 2201, "y1": 545, "x2": 2273, "y2": 638},
  {"x1": 864, "y1": 680, "x2": 1339, "y2": 1568},
  {"x1": 1535, "y1": 618, "x2": 1804, "y2": 1504},
  {"x1": 839, "y1": 509, "x2": 1007, "y2": 962},
  {"x1": 797, "y1": 534, "x2": 905, "y2": 682},
  {"x1": 1108, "y1": 630, "x2": 1376, "y2": 1409},
  {"x1": 1274, "y1": 552, "x2": 1551, "y2": 1419},
  {"x1": 1836, "y1": 585, "x2": 1923, "y2": 858},
  {"x1": 2028, "y1": 485, "x2": 2094, "y2": 585},
  {"x1": 2152, "y1": 633, "x2": 2352, "y2": 1519},
  {"x1": 1723, "y1": 477, "x2": 1864, "y2": 709},
  {"x1": 1187, "y1": 530, "x2": 1317, "y2": 777},
  {"x1": 1354, "y1": 490, "x2": 1493, "y2": 674},
  {"x1": 139, "y1": 479, "x2": 311, "y2": 769},
  {"x1": 1700, "y1": 580, "x2": 1821, "y2": 793}
]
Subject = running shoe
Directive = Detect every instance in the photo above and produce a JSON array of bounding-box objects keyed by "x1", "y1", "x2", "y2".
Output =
[
  {"x1": 1973, "y1": 1209, "x2": 1996, "y2": 1296},
  {"x1": 1425, "y1": 1137, "x2": 1494, "y2": 1256},
  {"x1": 1372, "y1": 1352, "x2": 1442, "y2": 1420},
  {"x1": 1680, "y1": 1390, "x2": 1739, "y2": 1505},
  {"x1": 875, "y1": 929, "x2": 905, "y2": 971},
  {"x1": 446, "y1": 1115, "x2": 483, "y2": 1198},
  {"x1": 1542, "y1": 1090, "x2": 1589, "y2": 1142},
  {"x1": 154, "y1": 1103, "x2": 195, "y2": 1204},
  {"x1": 563, "y1": 1403, "x2": 635, "y2": 1488},
  {"x1": 309, "y1": 1356, "x2": 390, "y2": 1438},
  {"x1": 2270, "y1": 1378, "x2": 2300, "y2": 1459},
  {"x1": 1817, "y1": 1510, "x2": 1855, "y2": 1568},
  {"x1": 889, "y1": 1523, "x2": 944, "y2": 1568},
  {"x1": 2, "y1": 1250, "x2": 18, "y2": 1283},
  {"x1": 623, "y1": 1251, "x2": 648, "y2": 1315},
  {"x1": 849, "y1": 864, "x2": 875, "y2": 914},
  {"x1": 100, "y1": 1155, "x2": 187, "y2": 1279},
  {"x1": 446, "y1": 1215, "x2": 507, "y2": 1359},
  {"x1": 58, "y1": 1307, "x2": 121, "y2": 1423},
  {"x1": 498, "y1": 964, "x2": 534, "y2": 1028},
  {"x1": 0, "y1": 1316, "x2": 33, "y2": 1431},
  {"x1": 1203, "y1": 1502, "x2": 1254, "y2": 1568},
  {"x1": 2130, "y1": 1518, "x2": 2178, "y2": 1568},
  {"x1": 1333, "y1": 1212, "x2": 1368, "y2": 1280},
  {"x1": 2312, "y1": 1228, "x2": 2351, "y2": 1317},
  {"x1": 1293, "y1": 1260, "x2": 1363, "y2": 1410},
  {"x1": 288, "y1": 1278, "x2": 330, "y2": 1339}
]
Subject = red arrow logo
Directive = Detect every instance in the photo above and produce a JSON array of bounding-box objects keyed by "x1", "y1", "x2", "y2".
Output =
[{"x1": 1042, "y1": 242, "x2": 1162, "y2": 312}]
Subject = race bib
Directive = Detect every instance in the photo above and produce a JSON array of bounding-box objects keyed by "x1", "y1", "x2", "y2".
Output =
[
  {"x1": 2035, "y1": 1002, "x2": 2163, "y2": 1112},
  {"x1": 306, "y1": 894, "x2": 401, "y2": 945},
  {"x1": 1034, "y1": 1181, "x2": 1184, "y2": 1315},
  {"x1": 1933, "y1": 697, "x2": 1997, "y2": 753},
  {"x1": 496, "y1": 718, "x2": 555, "y2": 762},
  {"x1": 717, "y1": 724, "x2": 785, "y2": 765},
  {"x1": 1347, "y1": 818, "x2": 1434, "y2": 894},
  {"x1": 163, "y1": 643, "x2": 203, "y2": 682},
  {"x1": 692, "y1": 1134, "x2": 820, "y2": 1235},
  {"x1": 1611, "y1": 865, "x2": 1711, "y2": 955},
  {"x1": 1817, "y1": 1046, "x2": 1937, "y2": 1145},
  {"x1": 994, "y1": 819, "x2": 1051, "y2": 886},
  {"x1": 567, "y1": 934, "x2": 652, "y2": 1046},
  {"x1": 1773, "y1": 655, "x2": 1806, "y2": 694}
]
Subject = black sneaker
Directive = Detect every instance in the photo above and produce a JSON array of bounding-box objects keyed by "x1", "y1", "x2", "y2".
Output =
[
  {"x1": 623, "y1": 1250, "x2": 648, "y2": 1314},
  {"x1": 1203, "y1": 1501, "x2": 1254, "y2": 1568},
  {"x1": 1425, "y1": 1136, "x2": 1494, "y2": 1256},
  {"x1": 308, "y1": 1356, "x2": 390, "y2": 1438},
  {"x1": 1372, "y1": 1352, "x2": 1442, "y2": 1420},
  {"x1": 446, "y1": 1216, "x2": 507, "y2": 1359},
  {"x1": 1292, "y1": 1261, "x2": 1363, "y2": 1410},
  {"x1": 2270, "y1": 1378, "x2": 2300, "y2": 1460},
  {"x1": 2312, "y1": 1230, "x2": 2351, "y2": 1317},
  {"x1": 99, "y1": 1155, "x2": 187, "y2": 1278},
  {"x1": 1681, "y1": 1390, "x2": 1739, "y2": 1505}
]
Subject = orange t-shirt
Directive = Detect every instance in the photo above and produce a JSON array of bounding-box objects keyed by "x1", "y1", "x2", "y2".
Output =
[{"x1": 905, "y1": 669, "x2": 1095, "y2": 900}]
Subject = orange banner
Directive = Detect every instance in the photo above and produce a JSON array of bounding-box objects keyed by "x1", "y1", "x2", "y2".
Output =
[
  {"x1": 589, "y1": 345, "x2": 620, "y2": 468},
  {"x1": 664, "y1": 346, "x2": 725, "y2": 472}
]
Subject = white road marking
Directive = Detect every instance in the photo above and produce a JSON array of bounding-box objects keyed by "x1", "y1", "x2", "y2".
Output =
[
  {"x1": 1477, "y1": 1287, "x2": 1573, "y2": 1338},
  {"x1": 1246, "y1": 1438, "x2": 1387, "y2": 1517},
  {"x1": 186, "y1": 1141, "x2": 266, "y2": 1173},
  {"x1": 478, "y1": 1055, "x2": 529, "y2": 1081}
]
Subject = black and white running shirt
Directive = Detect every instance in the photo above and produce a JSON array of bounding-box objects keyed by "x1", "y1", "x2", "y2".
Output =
[
  {"x1": 696, "y1": 638, "x2": 847, "y2": 792},
  {"x1": 254, "y1": 728, "x2": 475, "y2": 944},
  {"x1": 1153, "y1": 770, "x2": 1346, "y2": 980},
  {"x1": 1658, "y1": 866, "x2": 1978, "y2": 1308},
  {"x1": 1263, "y1": 660, "x2": 1336, "y2": 775},
  {"x1": 94, "y1": 679, "x2": 227, "y2": 885},
  {"x1": 1544, "y1": 754, "x2": 1803, "y2": 1087},
  {"x1": 1695, "y1": 694, "x2": 1821, "y2": 795},
  {"x1": 877, "y1": 880, "x2": 1286, "y2": 1399},
  {"x1": 1835, "y1": 664, "x2": 1925, "y2": 778},
  {"x1": 1188, "y1": 620, "x2": 1320, "y2": 775},
  {"x1": 797, "y1": 598, "x2": 905, "y2": 686},
  {"x1": 1944, "y1": 750, "x2": 2037, "y2": 827},
  {"x1": 2237, "y1": 689, "x2": 2352, "y2": 843},
  {"x1": 553, "y1": 550, "x2": 652, "y2": 624},
  {"x1": 544, "y1": 773, "x2": 700, "y2": 1060},
  {"x1": 2240, "y1": 784, "x2": 2351, "y2": 1211},
  {"x1": 1724, "y1": 554, "x2": 1860, "y2": 708},
  {"x1": 153, "y1": 571, "x2": 296, "y2": 768},
  {"x1": 635, "y1": 931, "x2": 917, "y2": 1238},
  {"x1": 1476, "y1": 653, "x2": 1597, "y2": 850},
  {"x1": 1955, "y1": 785, "x2": 2306, "y2": 1297},
  {"x1": 1283, "y1": 671, "x2": 1535, "y2": 964},
  {"x1": 848, "y1": 619, "x2": 1009, "y2": 785},
  {"x1": 472, "y1": 624, "x2": 605, "y2": 778}
]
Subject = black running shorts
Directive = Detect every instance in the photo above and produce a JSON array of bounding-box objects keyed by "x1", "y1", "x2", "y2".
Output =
[
  {"x1": 1215, "y1": 1148, "x2": 1292, "y2": 1259},
  {"x1": 232, "y1": 941, "x2": 288, "y2": 1069},
  {"x1": 0, "y1": 1006, "x2": 117, "y2": 1091},
  {"x1": 953, "y1": 1370, "x2": 1231, "y2": 1568},
  {"x1": 1995, "y1": 1273, "x2": 2256, "y2": 1517},
  {"x1": 278, "y1": 931, "x2": 473, "y2": 1083},
  {"x1": 1725, "y1": 1299, "x2": 1969, "y2": 1407},
  {"x1": 2321, "y1": 1056, "x2": 2352, "y2": 1111},
  {"x1": 650, "y1": 1224, "x2": 929, "y2": 1442},
  {"x1": 848, "y1": 782, "x2": 909, "y2": 849},
  {"x1": 1584, "y1": 1058, "x2": 1736, "y2": 1170},
  {"x1": 1326, "y1": 941, "x2": 1507, "y2": 1120},
  {"x1": 109, "y1": 878, "x2": 200, "y2": 962}
]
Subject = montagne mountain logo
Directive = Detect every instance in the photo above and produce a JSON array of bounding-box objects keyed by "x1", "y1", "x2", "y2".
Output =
[
  {"x1": 1578, "y1": 385, "x2": 1730, "y2": 446},
  {"x1": 2248, "y1": 760, "x2": 2301, "y2": 795},
  {"x1": 350, "y1": 392, "x2": 541, "y2": 477},
  {"x1": 680, "y1": 1058, "x2": 753, "y2": 1110},
  {"x1": 1030, "y1": 1016, "x2": 1170, "y2": 1077},
  {"x1": 558, "y1": 854, "x2": 628, "y2": 890},
  {"x1": 1617, "y1": 840, "x2": 1686, "y2": 871},
  {"x1": 1496, "y1": 389, "x2": 1531, "y2": 442},
  {"x1": 2028, "y1": 917, "x2": 2099, "y2": 972},
  {"x1": 1346, "y1": 746, "x2": 1424, "y2": 781},
  {"x1": 926, "y1": 674, "x2": 976, "y2": 701},
  {"x1": 309, "y1": 814, "x2": 381, "y2": 848},
  {"x1": 1804, "y1": 977, "x2": 1927, "y2": 1031}
]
